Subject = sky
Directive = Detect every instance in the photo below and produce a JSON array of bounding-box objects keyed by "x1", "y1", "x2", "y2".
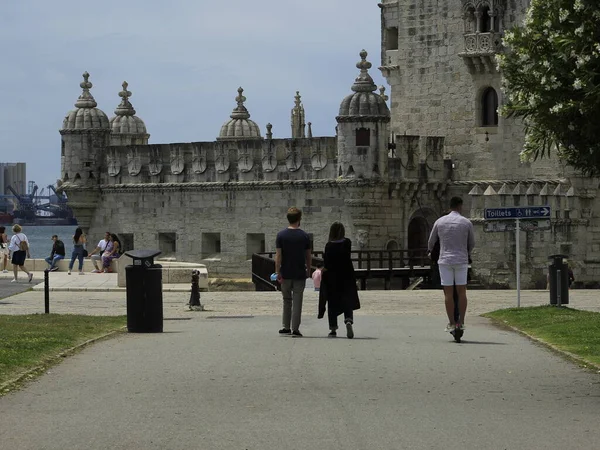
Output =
[{"x1": 0, "y1": 0, "x2": 386, "y2": 192}]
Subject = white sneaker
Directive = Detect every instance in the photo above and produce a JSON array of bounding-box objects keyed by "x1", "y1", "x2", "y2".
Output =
[
  {"x1": 28, "y1": 273, "x2": 33, "y2": 283},
  {"x1": 91, "y1": 269, "x2": 99, "y2": 273},
  {"x1": 68, "y1": 270, "x2": 71, "y2": 275},
  {"x1": 10, "y1": 278, "x2": 17, "y2": 283},
  {"x1": 2, "y1": 269, "x2": 8, "y2": 273},
  {"x1": 445, "y1": 323, "x2": 455, "y2": 332}
]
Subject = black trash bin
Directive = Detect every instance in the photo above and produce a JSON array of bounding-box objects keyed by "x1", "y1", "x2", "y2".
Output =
[
  {"x1": 125, "y1": 250, "x2": 163, "y2": 332},
  {"x1": 548, "y1": 254, "x2": 569, "y2": 306}
]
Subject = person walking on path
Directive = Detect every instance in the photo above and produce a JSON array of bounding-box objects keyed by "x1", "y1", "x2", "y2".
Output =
[
  {"x1": 318, "y1": 222, "x2": 360, "y2": 338},
  {"x1": 428, "y1": 197, "x2": 475, "y2": 335},
  {"x1": 45, "y1": 234, "x2": 66, "y2": 271},
  {"x1": 88, "y1": 232, "x2": 110, "y2": 273},
  {"x1": 275, "y1": 207, "x2": 311, "y2": 337},
  {"x1": 8, "y1": 224, "x2": 33, "y2": 283},
  {"x1": 68, "y1": 227, "x2": 87, "y2": 275},
  {"x1": 0, "y1": 226, "x2": 9, "y2": 273}
]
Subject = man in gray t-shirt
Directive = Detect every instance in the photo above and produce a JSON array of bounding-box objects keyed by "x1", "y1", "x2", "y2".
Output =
[{"x1": 428, "y1": 197, "x2": 475, "y2": 334}]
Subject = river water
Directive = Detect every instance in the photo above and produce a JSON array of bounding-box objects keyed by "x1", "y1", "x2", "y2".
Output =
[{"x1": 2, "y1": 225, "x2": 91, "y2": 258}]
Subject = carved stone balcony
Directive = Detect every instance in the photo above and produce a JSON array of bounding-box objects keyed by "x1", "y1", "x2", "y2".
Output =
[{"x1": 458, "y1": 32, "x2": 502, "y2": 74}]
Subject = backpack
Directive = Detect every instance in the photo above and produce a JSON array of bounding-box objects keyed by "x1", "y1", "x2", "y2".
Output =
[{"x1": 17, "y1": 235, "x2": 28, "y2": 252}]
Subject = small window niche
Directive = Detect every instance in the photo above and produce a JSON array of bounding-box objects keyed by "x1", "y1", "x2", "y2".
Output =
[
  {"x1": 385, "y1": 27, "x2": 399, "y2": 51},
  {"x1": 246, "y1": 233, "x2": 265, "y2": 259},
  {"x1": 481, "y1": 87, "x2": 499, "y2": 127},
  {"x1": 119, "y1": 233, "x2": 134, "y2": 253},
  {"x1": 202, "y1": 233, "x2": 221, "y2": 258},
  {"x1": 356, "y1": 128, "x2": 371, "y2": 146},
  {"x1": 158, "y1": 232, "x2": 176, "y2": 256}
]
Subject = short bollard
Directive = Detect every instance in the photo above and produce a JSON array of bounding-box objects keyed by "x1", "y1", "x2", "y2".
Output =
[
  {"x1": 189, "y1": 269, "x2": 204, "y2": 311},
  {"x1": 44, "y1": 269, "x2": 50, "y2": 314}
]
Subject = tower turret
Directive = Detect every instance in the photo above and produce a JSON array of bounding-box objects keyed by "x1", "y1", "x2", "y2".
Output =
[
  {"x1": 291, "y1": 91, "x2": 306, "y2": 138},
  {"x1": 336, "y1": 50, "x2": 391, "y2": 179},
  {"x1": 60, "y1": 72, "x2": 110, "y2": 185},
  {"x1": 109, "y1": 81, "x2": 150, "y2": 146},
  {"x1": 217, "y1": 87, "x2": 262, "y2": 141}
]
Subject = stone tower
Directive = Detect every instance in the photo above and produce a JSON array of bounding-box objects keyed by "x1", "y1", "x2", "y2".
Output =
[
  {"x1": 291, "y1": 91, "x2": 306, "y2": 138},
  {"x1": 109, "y1": 81, "x2": 149, "y2": 146},
  {"x1": 60, "y1": 72, "x2": 110, "y2": 185},
  {"x1": 336, "y1": 50, "x2": 390, "y2": 179}
]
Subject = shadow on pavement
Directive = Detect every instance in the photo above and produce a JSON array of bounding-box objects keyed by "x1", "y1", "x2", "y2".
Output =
[{"x1": 459, "y1": 340, "x2": 507, "y2": 345}]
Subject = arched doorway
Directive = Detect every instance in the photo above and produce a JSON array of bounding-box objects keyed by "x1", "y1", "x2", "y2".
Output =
[
  {"x1": 407, "y1": 207, "x2": 438, "y2": 265},
  {"x1": 407, "y1": 217, "x2": 430, "y2": 252}
]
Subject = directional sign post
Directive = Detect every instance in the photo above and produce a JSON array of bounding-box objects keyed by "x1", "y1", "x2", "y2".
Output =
[{"x1": 484, "y1": 206, "x2": 552, "y2": 307}]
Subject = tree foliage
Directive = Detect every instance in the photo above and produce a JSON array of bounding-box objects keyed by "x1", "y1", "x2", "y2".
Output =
[{"x1": 498, "y1": 0, "x2": 600, "y2": 176}]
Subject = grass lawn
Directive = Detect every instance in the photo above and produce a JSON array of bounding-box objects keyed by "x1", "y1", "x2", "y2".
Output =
[
  {"x1": 484, "y1": 306, "x2": 600, "y2": 367},
  {"x1": 0, "y1": 314, "x2": 126, "y2": 392}
]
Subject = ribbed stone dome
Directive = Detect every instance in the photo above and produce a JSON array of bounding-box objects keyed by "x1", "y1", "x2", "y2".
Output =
[
  {"x1": 108, "y1": 82, "x2": 148, "y2": 135},
  {"x1": 62, "y1": 72, "x2": 110, "y2": 130},
  {"x1": 217, "y1": 87, "x2": 262, "y2": 141},
  {"x1": 337, "y1": 50, "x2": 390, "y2": 120}
]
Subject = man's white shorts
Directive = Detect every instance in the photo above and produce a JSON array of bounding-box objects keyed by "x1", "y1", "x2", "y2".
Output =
[{"x1": 439, "y1": 264, "x2": 468, "y2": 286}]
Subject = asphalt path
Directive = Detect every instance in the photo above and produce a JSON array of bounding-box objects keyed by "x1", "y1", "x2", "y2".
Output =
[
  {"x1": 0, "y1": 315, "x2": 599, "y2": 450},
  {"x1": 0, "y1": 278, "x2": 33, "y2": 301}
]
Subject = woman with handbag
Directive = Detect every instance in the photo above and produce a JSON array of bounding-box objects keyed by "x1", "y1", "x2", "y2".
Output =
[
  {"x1": 8, "y1": 224, "x2": 33, "y2": 283},
  {"x1": 318, "y1": 222, "x2": 360, "y2": 338},
  {"x1": 68, "y1": 227, "x2": 87, "y2": 275}
]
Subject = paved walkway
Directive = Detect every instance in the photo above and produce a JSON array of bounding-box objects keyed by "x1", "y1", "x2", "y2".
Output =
[
  {"x1": 1, "y1": 313, "x2": 599, "y2": 450},
  {"x1": 1, "y1": 284, "x2": 599, "y2": 449}
]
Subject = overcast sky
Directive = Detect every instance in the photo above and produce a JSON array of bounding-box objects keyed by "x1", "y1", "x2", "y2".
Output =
[{"x1": 0, "y1": 0, "x2": 385, "y2": 192}]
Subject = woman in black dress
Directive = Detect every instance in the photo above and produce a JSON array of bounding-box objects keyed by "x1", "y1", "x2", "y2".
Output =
[{"x1": 318, "y1": 222, "x2": 360, "y2": 338}]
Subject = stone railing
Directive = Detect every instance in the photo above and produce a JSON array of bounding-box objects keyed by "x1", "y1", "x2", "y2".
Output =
[{"x1": 459, "y1": 32, "x2": 502, "y2": 74}]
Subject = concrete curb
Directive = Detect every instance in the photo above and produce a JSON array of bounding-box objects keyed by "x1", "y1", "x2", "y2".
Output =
[
  {"x1": 31, "y1": 287, "x2": 205, "y2": 293},
  {"x1": 0, "y1": 327, "x2": 126, "y2": 396},
  {"x1": 485, "y1": 317, "x2": 600, "y2": 373}
]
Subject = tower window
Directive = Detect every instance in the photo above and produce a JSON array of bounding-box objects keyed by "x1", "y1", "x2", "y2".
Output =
[
  {"x1": 385, "y1": 27, "x2": 399, "y2": 51},
  {"x1": 356, "y1": 128, "x2": 370, "y2": 146},
  {"x1": 481, "y1": 87, "x2": 498, "y2": 127}
]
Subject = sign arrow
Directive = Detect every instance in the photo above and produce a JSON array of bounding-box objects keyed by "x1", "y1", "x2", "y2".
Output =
[{"x1": 541, "y1": 207, "x2": 549, "y2": 216}]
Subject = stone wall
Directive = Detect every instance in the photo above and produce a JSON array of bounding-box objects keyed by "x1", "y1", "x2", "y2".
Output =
[{"x1": 103, "y1": 137, "x2": 338, "y2": 186}]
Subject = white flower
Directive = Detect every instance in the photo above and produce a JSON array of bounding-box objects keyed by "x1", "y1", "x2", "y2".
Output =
[
  {"x1": 573, "y1": 79, "x2": 583, "y2": 90},
  {"x1": 574, "y1": 0, "x2": 584, "y2": 12},
  {"x1": 575, "y1": 26, "x2": 584, "y2": 37},
  {"x1": 559, "y1": 9, "x2": 569, "y2": 22}
]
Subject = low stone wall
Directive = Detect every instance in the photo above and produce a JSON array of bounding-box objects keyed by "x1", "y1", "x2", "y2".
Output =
[
  {"x1": 4, "y1": 258, "x2": 118, "y2": 273},
  {"x1": 115, "y1": 255, "x2": 209, "y2": 289}
]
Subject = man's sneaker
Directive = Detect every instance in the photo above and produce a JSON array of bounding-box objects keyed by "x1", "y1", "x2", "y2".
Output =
[
  {"x1": 345, "y1": 321, "x2": 354, "y2": 339},
  {"x1": 445, "y1": 323, "x2": 455, "y2": 333},
  {"x1": 91, "y1": 269, "x2": 100, "y2": 273},
  {"x1": 10, "y1": 278, "x2": 17, "y2": 283},
  {"x1": 28, "y1": 273, "x2": 33, "y2": 283},
  {"x1": 50, "y1": 267, "x2": 59, "y2": 272},
  {"x1": 2, "y1": 269, "x2": 8, "y2": 273},
  {"x1": 291, "y1": 330, "x2": 303, "y2": 337},
  {"x1": 278, "y1": 328, "x2": 292, "y2": 335},
  {"x1": 328, "y1": 330, "x2": 337, "y2": 337},
  {"x1": 68, "y1": 270, "x2": 71, "y2": 275}
]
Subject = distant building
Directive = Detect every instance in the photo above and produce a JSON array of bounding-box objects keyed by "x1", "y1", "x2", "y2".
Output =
[
  {"x1": 0, "y1": 162, "x2": 27, "y2": 195},
  {"x1": 57, "y1": 2, "x2": 600, "y2": 287}
]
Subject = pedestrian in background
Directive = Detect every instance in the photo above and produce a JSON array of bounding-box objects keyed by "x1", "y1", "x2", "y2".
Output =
[
  {"x1": 8, "y1": 224, "x2": 33, "y2": 283},
  {"x1": 275, "y1": 207, "x2": 311, "y2": 337},
  {"x1": 45, "y1": 234, "x2": 66, "y2": 271},
  {"x1": 68, "y1": 227, "x2": 87, "y2": 275},
  {"x1": 0, "y1": 226, "x2": 9, "y2": 273}
]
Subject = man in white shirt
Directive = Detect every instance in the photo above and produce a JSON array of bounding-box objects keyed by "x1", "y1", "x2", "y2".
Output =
[
  {"x1": 428, "y1": 197, "x2": 475, "y2": 334},
  {"x1": 88, "y1": 231, "x2": 111, "y2": 273}
]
